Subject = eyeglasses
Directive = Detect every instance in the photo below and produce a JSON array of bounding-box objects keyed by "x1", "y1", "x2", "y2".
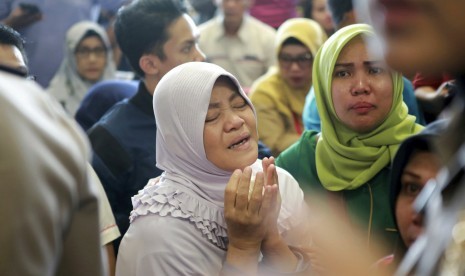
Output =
[
  {"x1": 278, "y1": 53, "x2": 313, "y2": 68},
  {"x1": 75, "y1": 47, "x2": 107, "y2": 59}
]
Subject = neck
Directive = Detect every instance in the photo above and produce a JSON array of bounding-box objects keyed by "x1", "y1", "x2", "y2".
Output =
[
  {"x1": 143, "y1": 76, "x2": 159, "y2": 96},
  {"x1": 223, "y1": 18, "x2": 243, "y2": 36}
]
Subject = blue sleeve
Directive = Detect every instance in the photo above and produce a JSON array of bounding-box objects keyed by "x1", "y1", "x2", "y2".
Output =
[
  {"x1": 302, "y1": 86, "x2": 322, "y2": 132},
  {"x1": 402, "y1": 77, "x2": 426, "y2": 125}
]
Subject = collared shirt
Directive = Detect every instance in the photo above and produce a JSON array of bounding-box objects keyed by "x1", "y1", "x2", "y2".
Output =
[{"x1": 198, "y1": 14, "x2": 276, "y2": 88}]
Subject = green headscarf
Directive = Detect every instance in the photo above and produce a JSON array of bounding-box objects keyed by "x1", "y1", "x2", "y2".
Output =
[{"x1": 313, "y1": 24, "x2": 423, "y2": 191}]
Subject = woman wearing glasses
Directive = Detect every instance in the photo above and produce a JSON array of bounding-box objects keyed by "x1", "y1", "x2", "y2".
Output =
[
  {"x1": 249, "y1": 18, "x2": 326, "y2": 156},
  {"x1": 48, "y1": 21, "x2": 116, "y2": 115}
]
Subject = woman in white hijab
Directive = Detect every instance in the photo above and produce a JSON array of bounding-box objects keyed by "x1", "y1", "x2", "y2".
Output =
[
  {"x1": 116, "y1": 62, "x2": 310, "y2": 275},
  {"x1": 47, "y1": 21, "x2": 116, "y2": 115}
]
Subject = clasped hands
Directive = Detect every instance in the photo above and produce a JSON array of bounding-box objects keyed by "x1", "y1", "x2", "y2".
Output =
[{"x1": 223, "y1": 157, "x2": 291, "y2": 274}]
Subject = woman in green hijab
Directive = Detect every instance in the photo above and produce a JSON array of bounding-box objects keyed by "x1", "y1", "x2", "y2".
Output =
[{"x1": 276, "y1": 24, "x2": 423, "y2": 257}]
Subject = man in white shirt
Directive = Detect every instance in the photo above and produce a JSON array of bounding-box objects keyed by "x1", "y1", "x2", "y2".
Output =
[{"x1": 198, "y1": 0, "x2": 276, "y2": 89}]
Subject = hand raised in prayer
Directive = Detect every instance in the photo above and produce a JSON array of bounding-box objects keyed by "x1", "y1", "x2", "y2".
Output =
[
  {"x1": 223, "y1": 166, "x2": 279, "y2": 274},
  {"x1": 261, "y1": 157, "x2": 282, "y2": 239}
]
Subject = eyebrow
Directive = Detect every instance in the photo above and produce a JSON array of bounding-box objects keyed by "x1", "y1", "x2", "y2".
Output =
[
  {"x1": 208, "y1": 91, "x2": 241, "y2": 109},
  {"x1": 402, "y1": 170, "x2": 422, "y2": 180},
  {"x1": 334, "y1": 60, "x2": 384, "y2": 67}
]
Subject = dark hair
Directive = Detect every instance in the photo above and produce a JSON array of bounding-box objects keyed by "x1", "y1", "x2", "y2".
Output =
[
  {"x1": 78, "y1": 30, "x2": 107, "y2": 50},
  {"x1": 114, "y1": 0, "x2": 187, "y2": 77},
  {"x1": 281, "y1": 37, "x2": 305, "y2": 48},
  {"x1": 328, "y1": 0, "x2": 353, "y2": 27},
  {"x1": 0, "y1": 24, "x2": 28, "y2": 66}
]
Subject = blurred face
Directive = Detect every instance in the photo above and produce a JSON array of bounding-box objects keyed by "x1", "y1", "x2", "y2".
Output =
[
  {"x1": 75, "y1": 36, "x2": 107, "y2": 82},
  {"x1": 278, "y1": 43, "x2": 313, "y2": 89},
  {"x1": 331, "y1": 37, "x2": 393, "y2": 133},
  {"x1": 0, "y1": 44, "x2": 27, "y2": 75},
  {"x1": 203, "y1": 78, "x2": 258, "y2": 171},
  {"x1": 311, "y1": 0, "x2": 334, "y2": 34},
  {"x1": 396, "y1": 150, "x2": 441, "y2": 247},
  {"x1": 366, "y1": 0, "x2": 465, "y2": 75},
  {"x1": 157, "y1": 14, "x2": 206, "y2": 78},
  {"x1": 216, "y1": 0, "x2": 249, "y2": 28}
]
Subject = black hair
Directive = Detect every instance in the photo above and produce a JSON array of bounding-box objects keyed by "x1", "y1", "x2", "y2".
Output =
[
  {"x1": 77, "y1": 30, "x2": 107, "y2": 50},
  {"x1": 328, "y1": 0, "x2": 353, "y2": 27},
  {"x1": 114, "y1": 0, "x2": 187, "y2": 77},
  {"x1": 281, "y1": 37, "x2": 305, "y2": 48},
  {"x1": 0, "y1": 23, "x2": 28, "y2": 66}
]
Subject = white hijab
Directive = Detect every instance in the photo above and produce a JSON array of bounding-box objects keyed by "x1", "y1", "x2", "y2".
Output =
[
  {"x1": 47, "y1": 21, "x2": 116, "y2": 115},
  {"x1": 130, "y1": 62, "x2": 299, "y2": 249}
]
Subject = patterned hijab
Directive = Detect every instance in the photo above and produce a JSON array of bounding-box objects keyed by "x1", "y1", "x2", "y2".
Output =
[
  {"x1": 47, "y1": 21, "x2": 116, "y2": 115},
  {"x1": 313, "y1": 24, "x2": 423, "y2": 191}
]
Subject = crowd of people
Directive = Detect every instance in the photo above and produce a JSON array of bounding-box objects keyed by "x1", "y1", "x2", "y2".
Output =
[{"x1": 1, "y1": 0, "x2": 465, "y2": 275}]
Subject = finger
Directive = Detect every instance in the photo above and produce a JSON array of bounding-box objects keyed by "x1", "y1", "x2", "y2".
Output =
[
  {"x1": 248, "y1": 172, "x2": 264, "y2": 214},
  {"x1": 224, "y1": 169, "x2": 242, "y2": 211},
  {"x1": 235, "y1": 166, "x2": 252, "y2": 211},
  {"x1": 259, "y1": 184, "x2": 278, "y2": 216},
  {"x1": 261, "y1": 157, "x2": 269, "y2": 178},
  {"x1": 265, "y1": 164, "x2": 278, "y2": 187}
]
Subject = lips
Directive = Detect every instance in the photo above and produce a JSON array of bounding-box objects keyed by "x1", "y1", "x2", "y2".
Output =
[
  {"x1": 228, "y1": 133, "x2": 250, "y2": 150},
  {"x1": 351, "y1": 102, "x2": 375, "y2": 113}
]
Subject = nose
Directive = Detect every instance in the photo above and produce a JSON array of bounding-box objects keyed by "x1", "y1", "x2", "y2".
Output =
[
  {"x1": 289, "y1": 61, "x2": 301, "y2": 71},
  {"x1": 224, "y1": 110, "x2": 244, "y2": 132},
  {"x1": 88, "y1": 53, "x2": 98, "y2": 61},
  {"x1": 193, "y1": 45, "x2": 206, "y2": 62},
  {"x1": 350, "y1": 73, "x2": 371, "y2": 96}
]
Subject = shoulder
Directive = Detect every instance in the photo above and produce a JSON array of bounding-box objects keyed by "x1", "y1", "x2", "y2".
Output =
[
  {"x1": 278, "y1": 131, "x2": 318, "y2": 159},
  {"x1": 246, "y1": 16, "x2": 276, "y2": 35},
  {"x1": 249, "y1": 71, "x2": 282, "y2": 101},
  {"x1": 117, "y1": 215, "x2": 224, "y2": 275},
  {"x1": 198, "y1": 18, "x2": 219, "y2": 34}
]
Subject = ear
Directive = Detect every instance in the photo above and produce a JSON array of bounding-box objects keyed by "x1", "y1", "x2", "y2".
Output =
[{"x1": 139, "y1": 54, "x2": 160, "y2": 76}]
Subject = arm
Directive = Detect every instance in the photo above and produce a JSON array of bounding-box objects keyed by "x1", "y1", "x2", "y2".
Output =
[
  {"x1": 1, "y1": 4, "x2": 42, "y2": 29},
  {"x1": 414, "y1": 82, "x2": 452, "y2": 116},
  {"x1": 105, "y1": 243, "x2": 117, "y2": 276}
]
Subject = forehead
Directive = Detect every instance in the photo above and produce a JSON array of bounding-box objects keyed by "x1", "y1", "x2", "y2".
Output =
[
  {"x1": 78, "y1": 36, "x2": 104, "y2": 47},
  {"x1": 166, "y1": 14, "x2": 198, "y2": 44},
  {"x1": 280, "y1": 44, "x2": 310, "y2": 55},
  {"x1": 210, "y1": 78, "x2": 240, "y2": 100},
  {"x1": 337, "y1": 35, "x2": 383, "y2": 62}
]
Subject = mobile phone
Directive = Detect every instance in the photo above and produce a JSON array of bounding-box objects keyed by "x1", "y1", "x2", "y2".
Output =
[{"x1": 18, "y1": 3, "x2": 41, "y2": 15}]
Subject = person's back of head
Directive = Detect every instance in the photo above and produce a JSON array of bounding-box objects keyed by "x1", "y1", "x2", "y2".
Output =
[
  {"x1": 328, "y1": 0, "x2": 355, "y2": 30},
  {"x1": 0, "y1": 24, "x2": 28, "y2": 74},
  {"x1": 114, "y1": 0, "x2": 187, "y2": 77},
  {"x1": 75, "y1": 80, "x2": 138, "y2": 131}
]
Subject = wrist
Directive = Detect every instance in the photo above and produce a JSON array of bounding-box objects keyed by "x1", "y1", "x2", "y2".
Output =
[
  {"x1": 225, "y1": 244, "x2": 261, "y2": 275},
  {"x1": 261, "y1": 236, "x2": 299, "y2": 272}
]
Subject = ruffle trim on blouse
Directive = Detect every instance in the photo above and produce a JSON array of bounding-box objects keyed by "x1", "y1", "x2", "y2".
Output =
[{"x1": 129, "y1": 184, "x2": 229, "y2": 249}]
